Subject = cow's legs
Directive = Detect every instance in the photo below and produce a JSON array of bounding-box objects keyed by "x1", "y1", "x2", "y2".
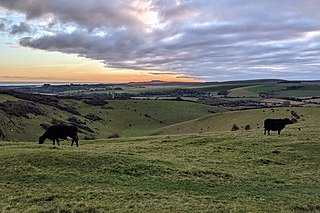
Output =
[
  {"x1": 56, "y1": 139, "x2": 60, "y2": 146},
  {"x1": 71, "y1": 136, "x2": 79, "y2": 147},
  {"x1": 278, "y1": 130, "x2": 281, "y2": 135},
  {"x1": 268, "y1": 130, "x2": 270, "y2": 135},
  {"x1": 52, "y1": 139, "x2": 55, "y2": 146},
  {"x1": 75, "y1": 136, "x2": 79, "y2": 147},
  {"x1": 264, "y1": 129, "x2": 266, "y2": 135}
]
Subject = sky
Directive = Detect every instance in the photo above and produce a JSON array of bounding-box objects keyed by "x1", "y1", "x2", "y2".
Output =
[{"x1": 0, "y1": 0, "x2": 319, "y2": 83}]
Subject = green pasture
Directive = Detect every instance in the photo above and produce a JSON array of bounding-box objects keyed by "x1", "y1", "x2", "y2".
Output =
[
  {"x1": 1, "y1": 128, "x2": 319, "y2": 212},
  {"x1": 0, "y1": 94, "x2": 20, "y2": 102},
  {"x1": 228, "y1": 83, "x2": 290, "y2": 97},
  {"x1": 274, "y1": 90, "x2": 320, "y2": 98},
  {"x1": 153, "y1": 107, "x2": 320, "y2": 136}
]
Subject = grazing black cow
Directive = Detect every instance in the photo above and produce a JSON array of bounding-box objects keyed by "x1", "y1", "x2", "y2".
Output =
[
  {"x1": 39, "y1": 125, "x2": 79, "y2": 147},
  {"x1": 264, "y1": 118, "x2": 293, "y2": 135}
]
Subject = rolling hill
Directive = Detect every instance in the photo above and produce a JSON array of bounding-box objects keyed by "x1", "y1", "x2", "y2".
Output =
[
  {"x1": 0, "y1": 129, "x2": 319, "y2": 212},
  {"x1": 152, "y1": 107, "x2": 320, "y2": 136},
  {"x1": 0, "y1": 81, "x2": 319, "y2": 212},
  {"x1": 0, "y1": 93, "x2": 224, "y2": 141}
]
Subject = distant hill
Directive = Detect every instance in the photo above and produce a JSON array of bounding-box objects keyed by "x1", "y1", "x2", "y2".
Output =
[{"x1": 0, "y1": 92, "x2": 223, "y2": 141}]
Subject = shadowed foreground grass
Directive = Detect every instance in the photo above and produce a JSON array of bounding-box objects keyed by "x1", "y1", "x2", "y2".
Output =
[{"x1": 0, "y1": 129, "x2": 319, "y2": 212}]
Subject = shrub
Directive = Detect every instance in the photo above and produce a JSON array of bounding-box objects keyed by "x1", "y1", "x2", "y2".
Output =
[
  {"x1": 51, "y1": 118, "x2": 67, "y2": 125},
  {"x1": 217, "y1": 90, "x2": 229, "y2": 96},
  {"x1": 84, "y1": 113, "x2": 102, "y2": 121},
  {"x1": 84, "y1": 135, "x2": 96, "y2": 140},
  {"x1": 108, "y1": 133, "x2": 120, "y2": 139},
  {"x1": 244, "y1": 124, "x2": 251, "y2": 131},
  {"x1": 231, "y1": 124, "x2": 239, "y2": 131},
  {"x1": 83, "y1": 98, "x2": 108, "y2": 106},
  {"x1": 144, "y1": 114, "x2": 151, "y2": 118},
  {"x1": 291, "y1": 110, "x2": 300, "y2": 119},
  {"x1": 282, "y1": 101, "x2": 290, "y2": 107},
  {"x1": 0, "y1": 128, "x2": 6, "y2": 140},
  {"x1": 0, "y1": 100, "x2": 44, "y2": 118},
  {"x1": 68, "y1": 117, "x2": 86, "y2": 125}
]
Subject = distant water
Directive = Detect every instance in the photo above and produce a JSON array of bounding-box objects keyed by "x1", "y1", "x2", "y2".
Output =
[{"x1": 0, "y1": 82, "x2": 101, "y2": 87}]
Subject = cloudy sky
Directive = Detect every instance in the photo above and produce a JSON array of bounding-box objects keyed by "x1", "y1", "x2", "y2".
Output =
[{"x1": 0, "y1": 0, "x2": 319, "y2": 82}]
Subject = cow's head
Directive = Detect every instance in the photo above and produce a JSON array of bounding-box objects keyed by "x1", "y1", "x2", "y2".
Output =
[
  {"x1": 284, "y1": 118, "x2": 294, "y2": 125},
  {"x1": 38, "y1": 136, "x2": 46, "y2": 144}
]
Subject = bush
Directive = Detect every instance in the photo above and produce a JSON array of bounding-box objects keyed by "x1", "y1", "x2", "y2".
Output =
[
  {"x1": 282, "y1": 101, "x2": 290, "y2": 107},
  {"x1": 217, "y1": 90, "x2": 229, "y2": 96},
  {"x1": 291, "y1": 110, "x2": 300, "y2": 119},
  {"x1": 84, "y1": 135, "x2": 96, "y2": 140},
  {"x1": 108, "y1": 133, "x2": 120, "y2": 139},
  {"x1": 231, "y1": 124, "x2": 239, "y2": 131},
  {"x1": 144, "y1": 114, "x2": 151, "y2": 118},
  {"x1": 0, "y1": 128, "x2": 6, "y2": 140},
  {"x1": 51, "y1": 118, "x2": 67, "y2": 125},
  {"x1": 244, "y1": 124, "x2": 251, "y2": 131},
  {"x1": 83, "y1": 98, "x2": 108, "y2": 106},
  {"x1": 84, "y1": 113, "x2": 102, "y2": 121},
  {"x1": 0, "y1": 100, "x2": 44, "y2": 118},
  {"x1": 68, "y1": 117, "x2": 86, "y2": 125}
]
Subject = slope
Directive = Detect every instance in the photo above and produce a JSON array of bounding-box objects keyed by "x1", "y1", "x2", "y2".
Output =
[
  {"x1": 0, "y1": 128, "x2": 319, "y2": 212},
  {"x1": 0, "y1": 93, "x2": 224, "y2": 141},
  {"x1": 152, "y1": 107, "x2": 320, "y2": 135}
]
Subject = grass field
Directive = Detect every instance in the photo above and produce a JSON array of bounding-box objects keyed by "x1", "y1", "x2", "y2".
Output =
[
  {"x1": 153, "y1": 107, "x2": 320, "y2": 135},
  {"x1": 274, "y1": 90, "x2": 320, "y2": 98},
  {"x1": 1, "y1": 128, "x2": 319, "y2": 212},
  {"x1": 1, "y1": 86, "x2": 320, "y2": 212},
  {"x1": 0, "y1": 94, "x2": 20, "y2": 102},
  {"x1": 228, "y1": 83, "x2": 291, "y2": 97},
  {"x1": 228, "y1": 83, "x2": 320, "y2": 98}
]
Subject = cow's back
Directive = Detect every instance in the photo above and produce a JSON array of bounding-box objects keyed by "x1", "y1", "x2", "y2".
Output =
[
  {"x1": 46, "y1": 125, "x2": 77, "y2": 139},
  {"x1": 264, "y1": 119, "x2": 285, "y2": 130}
]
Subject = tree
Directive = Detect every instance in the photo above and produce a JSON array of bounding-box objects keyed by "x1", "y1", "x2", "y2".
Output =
[{"x1": 217, "y1": 90, "x2": 229, "y2": 97}]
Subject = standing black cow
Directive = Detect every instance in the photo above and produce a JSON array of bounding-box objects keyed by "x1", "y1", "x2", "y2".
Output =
[
  {"x1": 39, "y1": 125, "x2": 79, "y2": 147},
  {"x1": 264, "y1": 118, "x2": 293, "y2": 135}
]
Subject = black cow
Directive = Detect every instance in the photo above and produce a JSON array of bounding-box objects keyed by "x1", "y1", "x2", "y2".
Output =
[
  {"x1": 264, "y1": 118, "x2": 293, "y2": 135},
  {"x1": 39, "y1": 125, "x2": 79, "y2": 147}
]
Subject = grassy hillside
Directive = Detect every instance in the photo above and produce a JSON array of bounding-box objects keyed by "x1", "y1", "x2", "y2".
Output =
[
  {"x1": 0, "y1": 95, "x2": 223, "y2": 141},
  {"x1": 0, "y1": 94, "x2": 20, "y2": 102},
  {"x1": 228, "y1": 82, "x2": 320, "y2": 98},
  {"x1": 0, "y1": 128, "x2": 319, "y2": 212},
  {"x1": 152, "y1": 107, "x2": 320, "y2": 135},
  {"x1": 274, "y1": 89, "x2": 320, "y2": 98},
  {"x1": 228, "y1": 83, "x2": 292, "y2": 97}
]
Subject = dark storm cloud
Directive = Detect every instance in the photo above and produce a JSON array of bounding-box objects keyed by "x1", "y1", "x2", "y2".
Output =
[
  {"x1": 1, "y1": 0, "x2": 320, "y2": 80},
  {"x1": 10, "y1": 22, "x2": 31, "y2": 35}
]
